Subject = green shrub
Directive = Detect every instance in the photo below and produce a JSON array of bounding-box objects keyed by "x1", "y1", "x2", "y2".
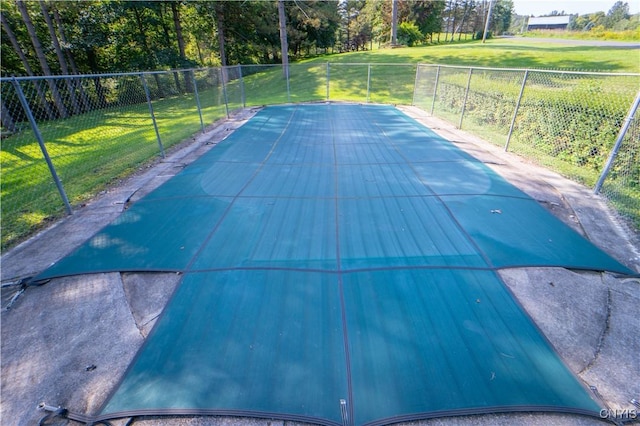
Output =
[
  {"x1": 398, "y1": 22, "x2": 424, "y2": 47},
  {"x1": 432, "y1": 72, "x2": 633, "y2": 188}
]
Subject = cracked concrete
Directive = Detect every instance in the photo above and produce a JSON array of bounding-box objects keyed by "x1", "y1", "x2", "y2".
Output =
[
  {"x1": 121, "y1": 272, "x2": 183, "y2": 337},
  {"x1": 1, "y1": 273, "x2": 142, "y2": 424},
  {"x1": 579, "y1": 285, "x2": 612, "y2": 375},
  {"x1": 2, "y1": 105, "x2": 639, "y2": 426}
]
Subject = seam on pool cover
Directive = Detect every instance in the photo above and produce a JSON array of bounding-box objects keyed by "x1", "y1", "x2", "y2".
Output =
[
  {"x1": 331, "y1": 103, "x2": 355, "y2": 426},
  {"x1": 182, "y1": 105, "x2": 301, "y2": 274},
  {"x1": 362, "y1": 106, "x2": 497, "y2": 270}
]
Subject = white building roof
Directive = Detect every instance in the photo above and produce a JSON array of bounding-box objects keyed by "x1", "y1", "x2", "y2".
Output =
[{"x1": 528, "y1": 16, "x2": 571, "y2": 26}]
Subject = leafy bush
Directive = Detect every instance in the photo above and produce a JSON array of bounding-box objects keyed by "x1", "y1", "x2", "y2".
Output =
[
  {"x1": 433, "y1": 72, "x2": 632, "y2": 184},
  {"x1": 475, "y1": 30, "x2": 492, "y2": 40},
  {"x1": 398, "y1": 22, "x2": 424, "y2": 47}
]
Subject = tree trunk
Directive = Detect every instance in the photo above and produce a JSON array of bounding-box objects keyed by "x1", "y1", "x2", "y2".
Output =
[
  {"x1": 156, "y1": 4, "x2": 181, "y2": 93},
  {"x1": 449, "y1": 0, "x2": 460, "y2": 42},
  {"x1": 0, "y1": 11, "x2": 55, "y2": 120},
  {"x1": 40, "y1": 0, "x2": 80, "y2": 115},
  {"x1": 444, "y1": 0, "x2": 454, "y2": 42},
  {"x1": 52, "y1": 4, "x2": 91, "y2": 112},
  {"x1": 278, "y1": 0, "x2": 289, "y2": 80},
  {"x1": 171, "y1": 2, "x2": 193, "y2": 92},
  {"x1": 87, "y1": 48, "x2": 107, "y2": 108},
  {"x1": 16, "y1": 0, "x2": 68, "y2": 118},
  {"x1": 134, "y1": 4, "x2": 165, "y2": 98},
  {"x1": 196, "y1": 40, "x2": 204, "y2": 65},
  {"x1": 52, "y1": 7, "x2": 79, "y2": 74},
  {"x1": 454, "y1": 0, "x2": 471, "y2": 41},
  {"x1": 1, "y1": 97, "x2": 17, "y2": 133},
  {"x1": 214, "y1": 2, "x2": 228, "y2": 83},
  {"x1": 391, "y1": 0, "x2": 398, "y2": 45}
]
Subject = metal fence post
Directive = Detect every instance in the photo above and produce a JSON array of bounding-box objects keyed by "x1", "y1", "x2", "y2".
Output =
[
  {"x1": 140, "y1": 73, "x2": 165, "y2": 158},
  {"x1": 11, "y1": 77, "x2": 72, "y2": 214},
  {"x1": 286, "y1": 63, "x2": 291, "y2": 103},
  {"x1": 459, "y1": 68, "x2": 473, "y2": 129},
  {"x1": 326, "y1": 62, "x2": 330, "y2": 100},
  {"x1": 238, "y1": 65, "x2": 246, "y2": 108},
  {"x1": 411, "y1": 64, "x2": 420, "y2": 106},
  {"x1": 366, "y1": 64, "x2": 372, "y2": 103},
  {"x1": 431, "y1": 65, "x2": 440, "y2": 115},
  {"x1": 594, "y1": 89, "x2": 640, "y2": 194},
  {"x1": 505, "y1": 69, "x2": 529, "y2": 152},
  {"x1": 220, "y1": 67, "x2": 230, "y2": 118},
  {"x1": 192, "y1": 71, "x2": 205, "y2": 132}
]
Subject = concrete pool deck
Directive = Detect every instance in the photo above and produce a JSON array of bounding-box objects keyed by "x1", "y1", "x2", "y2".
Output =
[{"x1": 2, "y1": 104, "x2": 639, "y2": 426}]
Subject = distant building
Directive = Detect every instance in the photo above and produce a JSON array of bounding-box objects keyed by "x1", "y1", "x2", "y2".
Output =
[{"x1": 527, "y1": 16, "x2": 571, "y2": 31}]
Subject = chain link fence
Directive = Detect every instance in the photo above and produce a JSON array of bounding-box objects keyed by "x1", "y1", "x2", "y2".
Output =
[
  {"x1": 1, "y1": 68, "x2": 229, "y2": 250},
  {"x1": 1, "y1": 64, "x2": 638, "y2": 250},
  {"x1": 413, "y1": 64, "x2": 640, "y2": 230}
]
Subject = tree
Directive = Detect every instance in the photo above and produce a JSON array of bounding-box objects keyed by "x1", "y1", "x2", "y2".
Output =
[
  {"x1": 15, "y1": 0, "x2": 68, "y2": 118},
  {"x1": 452, "y1": 0, "x2": 475, "y2": 41},
  {"x1": 573, "y1": 11, "x2": 606, "y2": 30},
  {"x1": 410, "y1": 0, "x2": 445, "y2": 42},
  {"x1": 171, "y1": 1, "x2": 194, "y2": 92},
  {"x1": 606, "y1": 1, "x2": 629, "y2": 28},
  {"x1": 286, "y1": 0, "x2": 339, "y2": 55},
  {"x1": 338, "y1": 0, "x2": 376, "y2": 51},
  {"x1": 356, "y1": 0, "x2": 411, "y2": 45},
  {"x1": 40, "y1": 0, "x2": 80, "y2": 114},
  {"x1": 339, "y1": 0, "x2": 365, "y2": 49},
  {"x1": 1, "y1": 10, "x2": 56, "y2": 119},
  {"x1": 491, "y1": 0, "x2": 513, "y2": 35},
  {"x1": 73, "y1": 1, "x2": 115, "y2": 106},
  {"x1": 443, "y1": 0, "x2": 459, "y2": 42},
  {"x1": 350, "y1": 7, "x2": 373, "y2": 50},
  {"x1": 51, "y1": 3, "x2": 91, "y2": 112}
]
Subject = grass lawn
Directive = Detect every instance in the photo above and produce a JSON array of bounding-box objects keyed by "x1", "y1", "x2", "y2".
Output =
[
  {"x1": 2, "y1": 37, "x2": 638, "y2": 250},
  {"x1": 302, "y1": 38, "x2": 640, "y2": 73},
  {"x1": 1, "y1": 90, "x2": 227, "y2": 250},
  {"x1": 522, "y1": 29, "x2": 640, "y2": 42}
]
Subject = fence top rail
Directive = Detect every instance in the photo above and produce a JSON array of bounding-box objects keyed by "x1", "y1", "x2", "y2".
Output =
[
  {"x1": 328, "y1": 62, "x2": 417, "y2": 66},
  {"x1": 0, "y1": 67, "x2": 218, "y2": 82},
  {"x1": 241, "y1": 63, "x2": 417, "y2": 68},
  {"x1": 3, "y1": 64, "x2": 638, "y2": 83},
  {"x1": 417, "y1": 63, "x2": 640, "y2": 77}
]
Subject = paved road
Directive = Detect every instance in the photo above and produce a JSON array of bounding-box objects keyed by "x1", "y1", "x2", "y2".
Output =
[{"x1": 502, "y1": 35, "x2": 640, "y2": 48}]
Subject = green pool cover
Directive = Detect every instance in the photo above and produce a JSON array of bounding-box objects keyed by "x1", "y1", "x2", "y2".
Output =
[{"x1": 34, "y1": 104, "x2": 633, "y2": 425}]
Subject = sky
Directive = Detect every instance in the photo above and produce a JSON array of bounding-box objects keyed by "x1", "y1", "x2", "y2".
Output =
[{"x1": 511, "y1": 0, "x2": 640, "y2": 16}]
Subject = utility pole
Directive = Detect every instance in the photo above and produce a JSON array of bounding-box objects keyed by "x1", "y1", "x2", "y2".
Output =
[
  {"x1": 391, "y1": 0, "x2": 398, "y2": 45},
  {"x1": 278, "y1": 0, "x2": 289, "y2": 79},
  {"x1": 482, "y1": 0, "x2": 493, "y2": 43}
]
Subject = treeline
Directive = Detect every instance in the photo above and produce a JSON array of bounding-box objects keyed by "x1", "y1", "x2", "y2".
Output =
[
  {"x1": 509, "y1": 1, "x2": 638, "y2": 34},
  {"x1": 1, "y1": 0, "x2": 515, "y2": 78},
  {"x1": 568, "y1": 1, "x2": 638, "y2": 32}
]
